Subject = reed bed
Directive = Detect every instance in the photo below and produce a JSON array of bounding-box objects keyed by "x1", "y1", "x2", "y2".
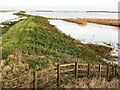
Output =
[
  {"x1": 60, "y1": 18, "x2": 120, "y2": 27},
  {"x1": 85, "y1": 18, "x2": 120, "y2": 27},
  {"x1": 61, "y1": 18, "x2": 87, "y2": 25}
]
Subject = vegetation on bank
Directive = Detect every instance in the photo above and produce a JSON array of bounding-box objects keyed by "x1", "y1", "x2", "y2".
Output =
[{"x1": 1, "y1": 15, "x2": 119, "y2": 88}]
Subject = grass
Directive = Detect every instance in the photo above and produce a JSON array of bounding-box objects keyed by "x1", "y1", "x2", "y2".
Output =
[{"x1": 1, "y1": 15, "x2": 118, "y2": 88}]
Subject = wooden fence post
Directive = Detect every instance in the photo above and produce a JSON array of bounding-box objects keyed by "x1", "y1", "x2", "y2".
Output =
[
  {"x1": 57, "y1": 64, "x2": 60, "y2": 88},
  {"x1": 74, "y1": 61, "x2": 78, "y2": 79},
  {"x1": 106, "y1": 65, "x2": 109, "y2": 79},
  {"x1": 115, "y1": 65, "x2": 117, "y2": 76},
  {"x1": 112, "y1": 65, "x2": 114, "y2": 76},
  {"x1": 98, "y1": 64, "x2": 101, "y2": 77},
  {"x1": 87, "y1": 64, "x2": 90, "y2": 78},
  {"x1": 33, "y1": 71, "x2": 37, "y2": 90}
]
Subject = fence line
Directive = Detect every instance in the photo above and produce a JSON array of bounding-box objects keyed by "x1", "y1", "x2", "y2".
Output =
[{"x1": 3, "y1": 62, "x2": 120, "y2": 88}]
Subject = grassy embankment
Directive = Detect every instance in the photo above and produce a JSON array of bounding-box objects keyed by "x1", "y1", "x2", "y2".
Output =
[
  {"x1": 61, "y1": 18, "x2": 120, "y2": 27},
  {"x1": 2, "y1": 16, "x2": 115, "y2": 81}
]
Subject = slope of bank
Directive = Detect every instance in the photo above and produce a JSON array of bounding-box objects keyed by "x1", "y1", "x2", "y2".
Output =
[{"x1": 2, "y1": 16, "x2": 114, "y2": 81}]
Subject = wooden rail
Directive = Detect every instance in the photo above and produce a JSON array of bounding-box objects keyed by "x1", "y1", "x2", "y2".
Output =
[{"x1": 2, "y1": 62, "x2": 120, "y2": 88}]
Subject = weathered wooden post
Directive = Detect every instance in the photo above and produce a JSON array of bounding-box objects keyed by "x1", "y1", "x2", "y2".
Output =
[
  {"x1": 33, "y1": 71, "x2": 37, "y2": 90},
  {"x1": 115, "y1": 65, "x2": 117, "y2": 76},
  {"x1": 87, "y1": 64, "x2": 90, "y2": 78},
  {"x1": 74, "y1": 61, "x2": 78, "y2": 79},
  {"x1": 106, "y1": 65, "x2": 109, "y2": 79},
  {"x1": 112, "y1": 65, "x2": 114, "y2": 76},
  {"x1": 98, "y1": 64, "x2": 101, "y2": 77},
  {"x1": 57, "y1": 64, "x2": 60, "y2": 88}
]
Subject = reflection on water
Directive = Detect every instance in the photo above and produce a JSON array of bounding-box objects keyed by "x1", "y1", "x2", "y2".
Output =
[{"x1": 49, "y1": 20, "x2": 119, "y2": 65}]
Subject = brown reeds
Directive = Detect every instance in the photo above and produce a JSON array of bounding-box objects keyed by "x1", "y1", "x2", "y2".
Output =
[
  {"x1": 61, "y1": 18, "x2": 87, "y2": 26},
  {"x1": 60, "y1": 18, "x2": 120, "y2": 27},
  {"x1": 85, "y1": 18, "x2": 120, "y2": 27}
]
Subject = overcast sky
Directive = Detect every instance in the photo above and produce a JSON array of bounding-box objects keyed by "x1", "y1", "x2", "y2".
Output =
[{"x1": 0, "y1": 0, "x2": 119, "y2": 11}]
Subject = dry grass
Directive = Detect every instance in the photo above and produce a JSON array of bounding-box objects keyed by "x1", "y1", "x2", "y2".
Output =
[
  {"x1": 86, "y1": 18, "x2": 120, "y2": 27},
  {"x1": 64, "y1": 77, "x2": 119, "y2": 88},
  {"x1": 60, "y1": 18, "x2": 120, "y2": 27},
  {"x1": 1, "y1": 53, "x2": 32, "y2": 88},
  {"x1": 61, "y1": 18, "x2": 87, "y2": 26}
]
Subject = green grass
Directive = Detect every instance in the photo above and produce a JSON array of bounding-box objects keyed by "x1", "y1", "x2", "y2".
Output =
[{"x1": 2, "y1": 16, "x2": 113, "y2": 70}]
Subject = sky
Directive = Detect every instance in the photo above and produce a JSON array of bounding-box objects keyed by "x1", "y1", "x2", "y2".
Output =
[{"x1": 0, "y1": 0, "x2": 119, "y2": 11}]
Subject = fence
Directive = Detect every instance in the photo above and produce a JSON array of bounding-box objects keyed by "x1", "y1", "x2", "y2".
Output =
[{"x1": 2, "y1": 62, "x2": 120, "y2": 88}]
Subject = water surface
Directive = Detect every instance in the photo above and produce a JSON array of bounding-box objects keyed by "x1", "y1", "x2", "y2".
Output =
[
  {"x1": 0, "y1": 12, "x2": 19, "y2": 23},
  {"x1": 26, "y1": 11, "x2": 118, "y2": 19}
]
